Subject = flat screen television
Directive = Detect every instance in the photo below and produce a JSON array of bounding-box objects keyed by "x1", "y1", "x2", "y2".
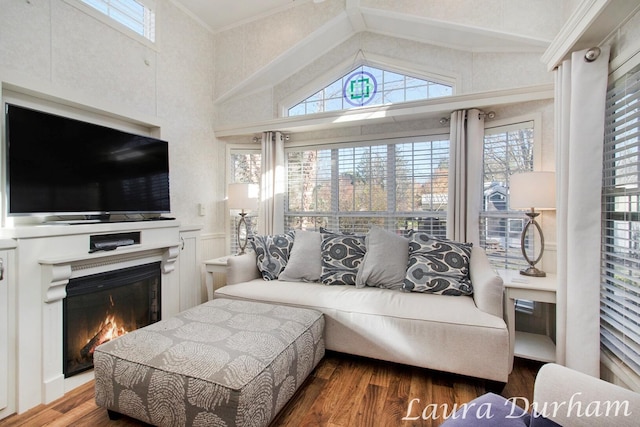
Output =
[{"x1": 5, "y1": 103, "x2": 170, "y2": 218}]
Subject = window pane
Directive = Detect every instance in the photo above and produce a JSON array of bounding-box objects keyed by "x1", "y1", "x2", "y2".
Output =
[
  {"x1": 325, "y1": 80, "x2": 343, "y2": 98},
  {"x1": 383, "y1": 88, "x2": 404, "y2": 104},
  {"x1": 406, "y1": 85, "x2": 428, "y2": 101},
  {"x1": 81, "y1": 0, "x2": 155, "y2": 42},
  {"x1": 288, "y1": 65, "x2": 453, "y2": 116},
  {"x1": 325, "y1": 97, "x2": 343, "y2": 111},
  {"x1": 429, "y1": 83, "x2": 453, "y2": 98},
  {"x1": 288, "y1": 104, "x2": 306, "y2": 117},
  {"x1": 286, "y1": 138, "x2": 448, "y2": 236},
  {"x1": 229, "y1": 151, "x2": 261, "y2": 254},
  {"x1": 481, "y1": 122, "x2": 534, "y2": 270}
]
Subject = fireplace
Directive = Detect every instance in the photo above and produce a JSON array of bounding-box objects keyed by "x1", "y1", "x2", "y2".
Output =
[{"x1": 63, "y1": 262, "x2": 161, "y2": 378}]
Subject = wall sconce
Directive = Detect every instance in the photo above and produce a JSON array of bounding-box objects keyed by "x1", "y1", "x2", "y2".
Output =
[
  {"x1": 227, "y1": 183, "x2": 259, "y2": 255},
  {"x1": 509, "y1": 171, "x2": 556, "y2": 277}
]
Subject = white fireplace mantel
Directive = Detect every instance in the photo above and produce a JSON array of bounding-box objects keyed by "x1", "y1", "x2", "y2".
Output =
[
  {"x1": 40, "y1": 242, "x2": 181, "y2": 303},
  {"x1": 1, "y1": 220, "x2": 183, "y2": 413}
]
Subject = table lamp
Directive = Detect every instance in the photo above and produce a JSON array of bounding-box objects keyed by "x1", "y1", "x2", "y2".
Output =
[
  {"x1": 509, "y1": 171, "x2": 556, "y2": 277},
  {"x1": 227, "y1": 183, "x2": 259, "y2": 255}
]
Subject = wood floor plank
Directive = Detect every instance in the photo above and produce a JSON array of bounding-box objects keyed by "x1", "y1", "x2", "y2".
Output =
[
  {"x1": 46, "y1": 400, "x2": 101, "y2": 427},
  {"x1": 0, "y1": 354, "x2": 541, "y2": 427},
  {"x1": 269, "y1": 375, "x2": 326, "y2": 427},
  {"x1": 378, "y1": 363, "x2": 414, "y2": 426},
  {"x1": 297, "y1": 355, "x2": 354, "y2": 426},
  {"x1": 404, "y1": 366, "x2": 435, "y2": 427},
  {"x1": 352, "y1": 383, "x2": 386, "y2": 427},
  {"x1": 328, "y1": 357, "x2": 375, "y2": 427}
]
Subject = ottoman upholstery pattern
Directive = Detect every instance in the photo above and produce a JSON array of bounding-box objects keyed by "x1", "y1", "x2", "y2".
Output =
[{"x1": 94, "y1": 299, "x2": 325, "y2": 427}]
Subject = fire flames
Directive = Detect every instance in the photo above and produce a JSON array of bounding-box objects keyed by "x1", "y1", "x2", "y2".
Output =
[
  {"x1": 80, "y1": 313, "x2": 128, "y2": 359},
  {"x1": 95, "y1": 315, "x2": 128, "y2": 347}
]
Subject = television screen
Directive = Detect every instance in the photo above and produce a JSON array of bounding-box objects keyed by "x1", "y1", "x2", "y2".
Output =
[{"x1": 5, "y1": 104, "x2": 170, "y2": 216}]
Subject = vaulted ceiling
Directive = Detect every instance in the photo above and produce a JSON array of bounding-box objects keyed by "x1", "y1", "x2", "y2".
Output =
[
  {"x1": 173, "y1": 0, "x2": 567, "y2": 108},
  {"x1": 173, "y1": 0, "x2": 557, "y2": 53}
]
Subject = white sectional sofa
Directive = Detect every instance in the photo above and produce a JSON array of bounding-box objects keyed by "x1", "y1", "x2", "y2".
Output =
[{"x1": 214, "y1": 228, "x2": 510, "y2": 383}]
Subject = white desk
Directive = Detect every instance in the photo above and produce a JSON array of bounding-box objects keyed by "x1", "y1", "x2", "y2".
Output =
[
  {"x1": 499, "y1": 269, "x2": 557, "y2": 363},
  {"x1": 203, "y1": 256, "x2": 232, "y2": 300}
]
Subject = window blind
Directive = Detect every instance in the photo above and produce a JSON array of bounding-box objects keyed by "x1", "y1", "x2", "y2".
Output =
[
  {"x1": 82, "y1": 0, "x2": 155, "y2": 42},
  {"x1": 285, "y1": 137, "x2": 449, "y2": 236},
  {"x1": 601, "y1": 63, "x2": 640, "y2": 376}
]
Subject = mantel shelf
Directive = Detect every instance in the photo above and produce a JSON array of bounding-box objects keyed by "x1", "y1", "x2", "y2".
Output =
[{"x1": 38, "y1": 242, "x2": 181, "y2": 266}]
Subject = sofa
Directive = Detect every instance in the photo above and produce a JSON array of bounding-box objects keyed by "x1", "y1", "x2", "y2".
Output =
[
  {"x1": 214, "y1": 227, "x2": 510, "y2": 383},
  {"x1": 441, "y1": 363, "x2": 640, "y2": 426}
]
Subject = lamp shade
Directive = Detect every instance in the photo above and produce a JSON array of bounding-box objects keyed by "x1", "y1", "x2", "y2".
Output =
[
  {"x1": 227, "y1": 183, "x2": 259, "y2": 211},
  {"x1": 509, "y1": 171, "x2": 556, "y2": 210}
]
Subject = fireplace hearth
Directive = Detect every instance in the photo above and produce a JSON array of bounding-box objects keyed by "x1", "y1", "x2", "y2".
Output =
[{"x1": 63, "y1": 263, "x2": 161, "y2": 378}]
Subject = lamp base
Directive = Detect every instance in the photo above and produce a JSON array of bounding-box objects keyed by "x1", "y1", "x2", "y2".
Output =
[
  {"x1": 236, "y1": 211, "x2": 248, "y2": 256},
  {"x1": 520, "y1": 266, "x2": 546, "y2": 277}
]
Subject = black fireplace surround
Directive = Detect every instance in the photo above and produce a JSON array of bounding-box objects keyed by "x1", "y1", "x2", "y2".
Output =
[{"x1": 63, "y1": 262, "x2": 161, "y2": 378}]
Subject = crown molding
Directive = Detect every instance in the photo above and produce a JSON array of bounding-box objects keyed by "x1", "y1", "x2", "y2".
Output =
[{"x1": 542, "y1": 0, "x2": 640, "y2": 71}]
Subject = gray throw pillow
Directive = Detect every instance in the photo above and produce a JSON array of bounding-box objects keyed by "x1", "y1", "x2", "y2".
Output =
[
  {"x1": 402, "y1": 231, "x2": 473, "y2": 295},
  {"x1": 356, "y1": 226, "x2": 409, "y2": 290},
  {"x1": 320, "y1": 228, "x2": 366, "y2": 286},
  {"x1": 279, "y1": 230, "x2": 322, "y2": 282},
  {"x1": 249, "y1": 232, "x2": 295, "y2": 281}
]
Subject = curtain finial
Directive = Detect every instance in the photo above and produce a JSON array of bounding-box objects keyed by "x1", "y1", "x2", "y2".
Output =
[{"x1": 584, "y1": 47, "x2": 601, "y2": 63}]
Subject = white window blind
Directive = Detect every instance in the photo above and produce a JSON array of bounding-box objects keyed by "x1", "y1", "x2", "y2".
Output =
[
  {"x1": 285, "y1": 137, "x2": 449, "y2": 236},
  {"x1": 481, "y1": 122, "x2": 534, "y2": 270},
  {"x1": 601, "y1": 63, "x2": 640, "y2": 376},
  {"x1": 82, "y1": 0, "x2": 156, "y2": 42}
]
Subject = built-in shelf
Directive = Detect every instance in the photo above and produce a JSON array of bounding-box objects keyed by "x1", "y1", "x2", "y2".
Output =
[{"x1": 514, "y1": 331, "x2": 556, "y2": 363}]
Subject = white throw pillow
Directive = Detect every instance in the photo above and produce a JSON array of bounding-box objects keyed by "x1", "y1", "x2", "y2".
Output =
[{"x1": 278, "y1": 230, "x2": 322, "y2": 282}]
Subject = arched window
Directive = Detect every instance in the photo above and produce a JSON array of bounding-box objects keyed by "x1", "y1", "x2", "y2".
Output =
[{"x1": 288, "y1": 65, "x2": 453, "y2": 117}]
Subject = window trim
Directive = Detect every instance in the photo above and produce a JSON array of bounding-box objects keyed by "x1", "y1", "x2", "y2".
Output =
[
  {"x1": 227, "y1": 143, "x2": 261, "y2": 254},
  {"x1": 484, "y1": 113, "x2": 543, "y2": 169},
  {"x1": 480, "y1": 114, "x2": 544, "y2": 271},
  {"x1": 64, "y1": 0, "x2": 158, "y2": 49}
]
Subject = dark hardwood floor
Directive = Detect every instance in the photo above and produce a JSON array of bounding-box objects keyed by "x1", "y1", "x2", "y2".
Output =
[{"x1": 0, "y1": 353, "x2": 542, "y2": 427}]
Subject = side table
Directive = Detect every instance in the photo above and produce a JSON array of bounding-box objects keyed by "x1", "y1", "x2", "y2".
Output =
[
  {"x1": 498, "y1": 269, "x2": 557, "y2": 364},
  {"x1": 204, "y1": 256, "x2": 232, "y2": 300}
]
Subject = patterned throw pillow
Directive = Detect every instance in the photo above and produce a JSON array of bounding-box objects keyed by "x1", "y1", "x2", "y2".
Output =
[
  {"x1": 320, "y1": 228, "x2": 366, "y2": 286},
  {"x1": 249, "y1": 232, "x2": 295, "y2": 280},
  {"x1": 403, "y1": 231, "x2": 473, "y2": 296}
]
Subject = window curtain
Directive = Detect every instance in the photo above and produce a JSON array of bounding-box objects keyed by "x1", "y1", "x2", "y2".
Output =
[
  {"x1": 555, "y1": 46, "x2": 610, "y2": 377},
  {"x1": 258, "y1": 131, "x2": 285, "y2": 235},
  {"x1": 447, "y1": 109, "x2": 484, "y2": 245}
]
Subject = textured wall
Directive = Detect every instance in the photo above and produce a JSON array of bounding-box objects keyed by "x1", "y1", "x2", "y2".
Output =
[{"x1": 0, "y1": 0, "x2": 222, "y2": 235}]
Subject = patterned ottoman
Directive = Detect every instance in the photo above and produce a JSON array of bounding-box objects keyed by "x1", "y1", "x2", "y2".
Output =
[{"x1": 94, "y1": 298, "x2": 325, "y2": 427}]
